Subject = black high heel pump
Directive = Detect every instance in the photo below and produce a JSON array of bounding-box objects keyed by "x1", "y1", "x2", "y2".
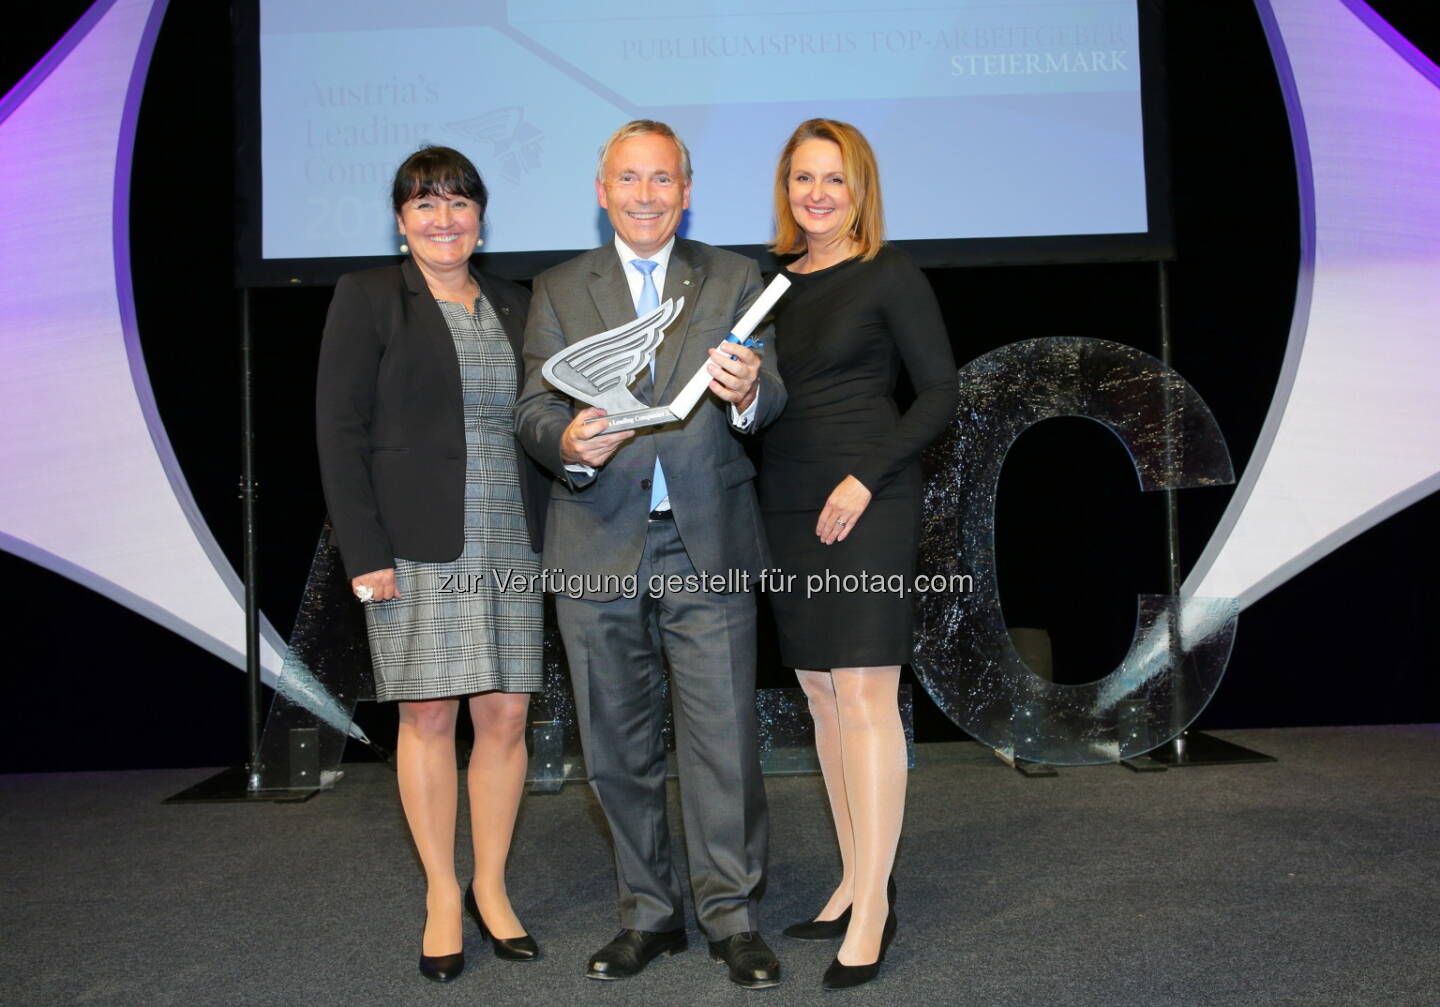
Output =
[
  {"x1": 821, "y1": 879, "x2": 898, "y2": 991},
  {"x1": 783, "y1": 875, "x2": 896, "y2": 941},
  {"x1": 465, "y1": 883, "x2": 540, "y2": 961}
]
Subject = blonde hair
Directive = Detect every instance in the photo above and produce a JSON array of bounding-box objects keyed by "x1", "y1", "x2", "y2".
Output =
[
  {"x1": 596, "y1": 120, "x2": 693, "y2": 183},
  {"x1": 770, "y1": 119, "x2": 884, "y2": 262}
]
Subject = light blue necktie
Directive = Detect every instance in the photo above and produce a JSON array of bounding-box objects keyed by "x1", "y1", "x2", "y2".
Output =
[{"x1": 632, "y1": 259, "x2": 669, "y2": 511}]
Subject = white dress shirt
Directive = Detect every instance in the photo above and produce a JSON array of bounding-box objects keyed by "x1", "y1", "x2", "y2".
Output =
[{"x1": 565, "y1": 237, "x2": 760, "y2": 493}]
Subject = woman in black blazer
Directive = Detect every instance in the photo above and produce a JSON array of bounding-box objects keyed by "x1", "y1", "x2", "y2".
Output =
[{"x1": 316, "y1": 146, "x2": 550, "y2": 983}]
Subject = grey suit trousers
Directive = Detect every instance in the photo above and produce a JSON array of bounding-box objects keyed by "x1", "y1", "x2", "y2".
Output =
[{"x1": 556, "y1": 518, "x2": 768, "y2": 940}]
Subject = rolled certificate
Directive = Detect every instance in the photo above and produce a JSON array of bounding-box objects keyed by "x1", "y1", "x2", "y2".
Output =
[{"x1": 667, "y1": 272, "x2": 791, "y2": 421}]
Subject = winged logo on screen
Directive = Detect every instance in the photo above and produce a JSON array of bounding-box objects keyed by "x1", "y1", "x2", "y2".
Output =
[
  {"x1": 445, "y1": 107, "x2": 543, "y2": 183},
  {"x1": 541, "y1": 298, "x2": 686, "y2": 432}
]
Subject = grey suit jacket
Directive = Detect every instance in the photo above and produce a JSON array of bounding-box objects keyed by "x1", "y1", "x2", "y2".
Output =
[{"x1": 515, "y1": 238, "x2": 785, "y2": 599}]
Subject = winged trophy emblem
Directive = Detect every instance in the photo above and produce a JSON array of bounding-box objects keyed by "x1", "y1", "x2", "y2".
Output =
[
  {"x1": 539, "y1": 273, "x2": 791, "y2": 433},
  {"x1": 541, "y1": 298, "x2": 685, "y2": 430}
]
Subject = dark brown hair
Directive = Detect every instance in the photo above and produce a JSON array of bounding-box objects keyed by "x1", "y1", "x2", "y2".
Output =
[{"x1": 391, "y1": 145, "x2": 488, "y2": 219}]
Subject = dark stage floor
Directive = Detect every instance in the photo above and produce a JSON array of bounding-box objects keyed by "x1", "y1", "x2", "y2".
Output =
[{"x1": 2, "y1": 726, "x2": 1437, "y2": 1006}]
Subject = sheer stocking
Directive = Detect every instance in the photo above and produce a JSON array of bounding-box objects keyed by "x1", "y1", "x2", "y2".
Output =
[
  {"x1": 796, "y1": 669, "x2": 855, "y2": 921},
  {"x1": 466, "y1": 691, "x2": 530, "y2": 939},
  {"x1": 802, "y1": 666, "x2": 907, "y2": 966},
  {"x1": 396, "y1": 698, "x2": 462, "y2": 956}
]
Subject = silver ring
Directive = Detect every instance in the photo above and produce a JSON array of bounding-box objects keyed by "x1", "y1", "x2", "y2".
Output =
[
  {"x1": 354, "y1": 585, "x2": 374, "y2": 603},
  {"x1": 836, "y1": 518, "x2": 847, "y2": 526}
]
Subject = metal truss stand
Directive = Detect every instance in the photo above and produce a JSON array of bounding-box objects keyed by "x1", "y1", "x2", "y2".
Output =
[{"x1": 166, "y1": 289, "x2": 312, "y2": 804}]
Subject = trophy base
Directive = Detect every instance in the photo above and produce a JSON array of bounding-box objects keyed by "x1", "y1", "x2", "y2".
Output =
[{"x1": 586, "y1": 406, "x2": 681, "y2": 432}]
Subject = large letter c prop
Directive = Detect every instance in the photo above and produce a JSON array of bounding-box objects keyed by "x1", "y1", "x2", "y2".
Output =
[{"x1": 913, "y1": 337, "x2": 1239, "y2": 765}]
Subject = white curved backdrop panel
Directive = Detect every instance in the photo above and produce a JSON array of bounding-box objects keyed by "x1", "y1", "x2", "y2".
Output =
[
  {"x1": 0, "y1": 0, "x2": 288, "y2": 682},
  {"x1": 1186, "y1": 0, "x2": 1440, "y2": 609}
]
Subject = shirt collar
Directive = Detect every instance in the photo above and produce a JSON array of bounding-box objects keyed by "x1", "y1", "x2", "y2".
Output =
[{"x1": 613, "y1": 234, "x2": 675, "y2": 272}]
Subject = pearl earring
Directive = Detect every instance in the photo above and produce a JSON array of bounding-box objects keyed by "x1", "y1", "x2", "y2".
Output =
[
  {"x1": 475, "y1": 238, "x2": 485, "y2": 249},
  {"x1": 399, "y1": 242, "x2": 409, "y2": 254}
]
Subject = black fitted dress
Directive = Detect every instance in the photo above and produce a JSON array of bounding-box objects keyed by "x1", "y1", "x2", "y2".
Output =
[{"x1": 760, "y1": 245, "x2": 957, "y2": 669}]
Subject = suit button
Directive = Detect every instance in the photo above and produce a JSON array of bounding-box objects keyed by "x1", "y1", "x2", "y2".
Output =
[{"x1": 641, "y1": 478, "x2": 652, "y2": 490}]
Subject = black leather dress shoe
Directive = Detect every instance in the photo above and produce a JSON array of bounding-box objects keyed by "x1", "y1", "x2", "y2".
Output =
[
  {"x1": 709, "y1": 932, "x2": 781, "y2": 989},
  {"x1": 585, "y1": 928, "x2": 688, "y2": 980},
  {"x1": 418, "y1": 946, "x2": 464, "y2": 983},
  {"x1": 464, "y1": 883, "x2": 540, "y2": 960}
]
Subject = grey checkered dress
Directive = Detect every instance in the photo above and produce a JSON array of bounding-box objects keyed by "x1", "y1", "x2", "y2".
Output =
[{"x1": 363, "y1": 294, "x2": 543, "y2": 701}]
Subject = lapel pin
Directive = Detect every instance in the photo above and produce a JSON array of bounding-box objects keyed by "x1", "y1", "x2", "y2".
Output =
[{"x1": 682, "y1": 279, "x2": 691, "y2": 286}]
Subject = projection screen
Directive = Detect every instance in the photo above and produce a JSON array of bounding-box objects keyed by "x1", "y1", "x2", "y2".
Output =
[{"x1": 237, "y1": 0, "x2": 1172, "y2": 283}]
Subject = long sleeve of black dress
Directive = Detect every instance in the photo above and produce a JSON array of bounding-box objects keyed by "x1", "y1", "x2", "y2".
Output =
[{"x1": 759, "y1": 245, "x2": 958, "y2": 511}]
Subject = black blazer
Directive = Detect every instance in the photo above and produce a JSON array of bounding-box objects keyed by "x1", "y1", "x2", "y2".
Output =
[{"x1": 316, "y1": 257, "x2": 548, "y2": 581}]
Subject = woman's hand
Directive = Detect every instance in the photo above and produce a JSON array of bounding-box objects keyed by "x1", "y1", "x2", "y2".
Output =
[
  {"x1": 817, "y1": 476, "x2": 872, "y2": 545},
  {"x1": 352, "y1": 568, "x2": 399, "y2": 603}
]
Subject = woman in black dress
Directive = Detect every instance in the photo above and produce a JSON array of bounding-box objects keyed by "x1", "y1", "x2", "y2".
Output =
[
  {"x1": 316, "y1": 147, "x2": 549, "y2": 982},
  {"x1": 761, "y1": 120, "x2": 957, "y2": 990}
]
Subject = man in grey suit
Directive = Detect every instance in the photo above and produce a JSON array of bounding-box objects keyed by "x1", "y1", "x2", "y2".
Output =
[{"x1": 515, "y1": 120, "x2": 785, "y2": 989}]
